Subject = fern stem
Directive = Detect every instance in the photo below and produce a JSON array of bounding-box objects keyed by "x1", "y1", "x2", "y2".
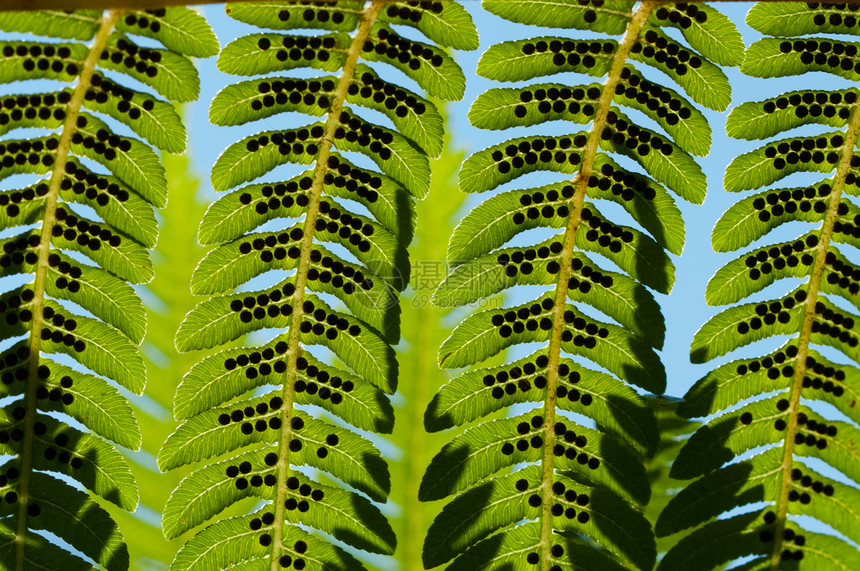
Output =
[
  {"x1": 13, "y1": 9, "x2": 123, "y2": 568},
  {"x1": 767, "y1": 102, "x2": 860, "y2": 571},
  {"x1": 267, "y1": 2, "x2": 388, "y2": 568},
  {"x1": 538, "y1": 3, "x2": 657, "y2": 568},
  {"x1": 14, "y1": 10, "x2": 122, "y2": 568}
]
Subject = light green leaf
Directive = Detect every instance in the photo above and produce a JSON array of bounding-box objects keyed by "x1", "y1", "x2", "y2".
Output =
[
  {"x1": 650, "y1": 3, "x2": 745, "y2": 66},
  {"x1": 73, "y1": 113, "x2": 167, "y2": 204},
  {"x1": 0, "y1": 520, "x2": 91, "y2": 571},
  {"x1": 0, "y1": 410, "x2": 138, "y2": 510},
  {"x1": 742, "y1": 37, "x2": 860, "y2": 82},
  {"x1": 477, "y1": 36, "x2": 614, "y2": 82},
  {"x1": 162, "y1": 448, "x2": 395, "y2": 554},
  {"x1": 630, "y1": 27, "x2": 731, "y2": 111},
  {"x1": 425, "y1": 349, "x2": 658, "y2": 456},
  {"x1": 440, "y1": 294, "x2": 665, "y2": 393},
  {"x1": 171, "y1": 509, "x2": 365, "y2": 571},
  {"x1": 445, "y1": 521, "x2": 628, "y2": 571},
  {"x1": 173, "y1": 338, "x2": 393, "y2": 433},
  {"x1": 362, "y1": 24, "x2": 465, "y2": 101},
  {"x1": 425, "y1": 465, "x2": 655, "y2": 570},
  {"x1": 711, "y1": 180, "x2": 835, "y2": 251},
  {"x1": 381, "y1": 0, "x2": 478, "y2": 50},
  {"x1": 726, "y1": 89, "x2": 855, "y2": 141},
  {"x1": 225, "y1": 1, "x2": 363, "y2": 33},
  {"x1": 0, "y1": 10, "x2": 100, "y2": 40},
  {"x1": 198, "y1": 158, "x2": 413, "y2": 245},
  {"x1": 0, "y1": 472, "x2": 128, "y2": 571},
  {"x1": 0, "y1": 354, "x2": 140, "y2": 449},
  {"x1": 99, "y1": 34, "x2": 200, "y2": 102},
  {"x1": 116, "y1": 7, "x2": 219, "y2": 58},
  {"x1": 176, "y1": 290, "x2": 397, "y2": 393},
  {"x1": 690, "y1": 287, "x2": 806, "y2": 364},
  {"x1": 217, "y1": 32, "x2": 348, "y2": 76},
  {"x1": 419, "y1": 411, "x2": 650, "y2": 505},
  {"x1": 483, "y1": 0, "x2": 631, "y2": 35},
  {"x1": 724, "y1": 130, "x2": 845, "y2": 193},
  {"x1": 458, "y1": 133, "x2": 584, "y2": 194},
  {"x1": 0, "y1": 41, "x2": 87, "y2": 85},
  {"x1": 599, "y1": 109, "x2": 707, "y2": 202},
  {"x1": 436, "y1": 237, "x2": 665, "y2": 347},
  {"x1": 747, "y1": 2, "x2": 860, "y2": 39}
]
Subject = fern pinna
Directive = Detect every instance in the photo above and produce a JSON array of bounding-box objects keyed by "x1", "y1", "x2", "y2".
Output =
[
  {"x1": 159, "y1": 2, "x2": 476, "y2": 570},
  {"x1": 0, "y1": 7, "x2": 213, "y2": 570},
  {"x1": 658, "y1": 4, "x2": 860, "y2": 570},
  {"x1": 422, "y1": 1, "x2": 741, "y2": 569}
]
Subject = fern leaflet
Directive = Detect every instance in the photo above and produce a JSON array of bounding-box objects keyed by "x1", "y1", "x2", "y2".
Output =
[
  {"x1": 0, "y1": 7, "x2": 214, "y2": 570},
  {"x1": 659, "y1": 3, "x2": 860, "y2": 570},
  {"x1": 160, "y1": 2, "x2": 476, "y2": 570},
  {"x1": 422, "y1": 1, "x2": 741, "y2": 570}
]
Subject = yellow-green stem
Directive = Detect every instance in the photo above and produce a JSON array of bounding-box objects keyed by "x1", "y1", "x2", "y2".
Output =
[
  {"x1": 538, "y1": 3, "x2": 657, "y2": 569},
  {"x1": 768, "y1": 104, "x2": 860, "y2": 570},
  {"x1": 14, "y1": 10, "x2": 123, "y2": 570},
  {"x1": 268, "y1": 2, "x2": 388, "y2": 568}
]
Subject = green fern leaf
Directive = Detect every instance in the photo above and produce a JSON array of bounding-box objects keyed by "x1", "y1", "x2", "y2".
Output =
[
  {"x1": 217, "y1": 32, "x2": 349, "y2": 75},
  {"x1": 420, "y1": 411, "x2": 649, "y2": 505},
  {"x1": 0, "y1": 7, "x2": 215, "y2": 568},
  {"x1": 115, "y1": 8, "x2": 219, "y2": 58},
  {"x1": 711, "y1": 179, "x2": 845, "y2": 251},
  {"x1": 0, "y1": 472, "x2": 127, "y2": 570},
  {"x1": 81, "y1": 76, "x2": 187, "y2": 154},
  {"x1": 724, "y1": 130, "x2": 847, "y2": 193},
  {"x1": 361, "y1": 24, "x2": 466, "y2": 100},
  {"x1": 0, "y1": 40, "x2": 88, "y2": 84},
  {"x1": 442, "y1": 520, "x2": 630, "y2": 571},
  {"x1": 649, "y1": 3, "x2": 745, "y2": 66},
  {"x1": 477, "y1": 37, "x2": 614, "y2": 82},
  {"x1": 197, "y1": 159, "x2": 415, "y2": 246},
  {"x1": 0, "y1": 519, "x2": 91, "y2": 570},
  {"x1": 742, "y1": 36, "x2": 860, "y2": 82},
  {"x1": 163, "y1": 3, "x2": 476, "y2": 569},
  {"x1": 484, "y1": 0, "x2": 630, "y2": 34},
  {"x1": 470, "y1": 76, "x2": 713, "y2": 157},
  {"x1": 665, "y1": 8, "x2": 860, "y2": 562},
  {"x1": 630, "y1": 26, "x2": 731, "y2": 111},
  {"x1": 747, "y1": 2, "x2": 860, "y2": 40},
  {"x1": 423, "y1": 2, "x2": 740, "y2": 568},
  {"x1": 170, "y1": 510, "x2": 364, "y2": 571},
  {"x1": 226, "y1": 1, "x2": 363, "y2": 32},
  {"x1": 99, "y1": 33, "x2": 200, "y2": 102},
  {"x1": 440, "y1": 294, "x2": 665, "y2": 393},
  {"x1": 379, "y1": 1, "x2": 478, "y2": 50},
  {"x1": 424, "y1": 465, "x2": 654, "y2": 570},
  {"x1": 727, "y1": 89, "x2": 856, "y2": 141},
  {"x1": 0, "y1": 10, "x2": 101, "y2": 39},
  {"x1": 163, "y1": 448, "x2": 395, "y2": 553},
  {"x1": 425, "y1": 349, "x2": 659, "y2": 456},
  {"x1": 678, "y1": 343, "x2": 860, "y2": 425},
  {"x1": 659, "y1": 511, "x2": 860, "y2": 571}
]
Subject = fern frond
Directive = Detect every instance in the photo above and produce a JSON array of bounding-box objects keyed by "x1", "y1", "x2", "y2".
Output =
[
  {"x1": 161, "y1": 2, "x2": 476, "y2": 570},
  {"x1": 422, "y1": 1, "x2": 742, "y2": 569},
  {"x1": 661, "y1": 3, "x2": 860, "y2": 570},
  {"x1": 0, "y1": 7, "x2": 214, "y2": 569}
]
